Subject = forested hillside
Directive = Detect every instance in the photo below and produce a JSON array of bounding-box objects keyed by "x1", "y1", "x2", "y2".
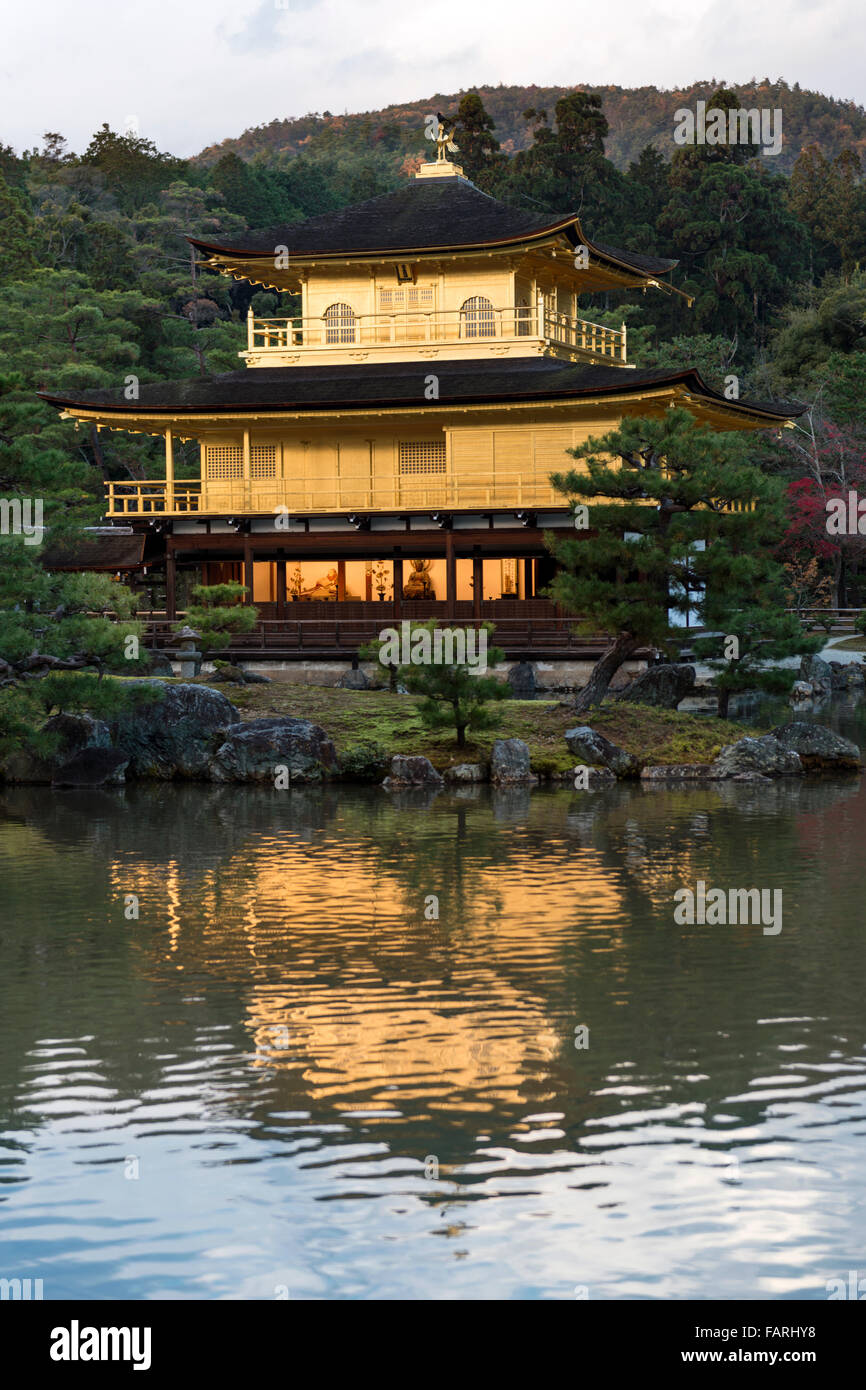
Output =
[{"x1": 195, "y1": 79, "x2": 866, "y2": 176}]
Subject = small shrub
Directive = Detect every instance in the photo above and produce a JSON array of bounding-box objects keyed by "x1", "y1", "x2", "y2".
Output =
[{"x1": 338, "y1": 742, "x2": 390, "y2": 782}]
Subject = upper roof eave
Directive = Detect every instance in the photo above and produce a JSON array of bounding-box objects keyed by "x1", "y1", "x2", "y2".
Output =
[
  {"x1": 185, "y1": 176, "x2": 678, "y2": 278},
  {"x1": 188, "y1": 224, "x2": 679, "y2": 280},
  {"x1": 186, "y1": 214, "x2": 582, "y2": 262}
]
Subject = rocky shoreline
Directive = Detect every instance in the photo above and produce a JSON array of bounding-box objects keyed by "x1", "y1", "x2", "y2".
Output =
[{"x1": 0, "y1": 679, "x2": 861, "y2": 791}]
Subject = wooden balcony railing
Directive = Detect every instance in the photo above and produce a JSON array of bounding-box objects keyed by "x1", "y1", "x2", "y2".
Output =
[
  {"x1": 105, "y1": 474, "x2": 756, "y2": 520},
  {"x1": 246, "y1": 303, "x2": 627, "y2": 364},
  {"x1": 542, "y1": 310, "x2": 627, "y2": 361},
  {"x1": 106, "y1": 481, "x2": 202, "y2": 515},
  {"x1": 105, "y1": 470, "x2": 563, "y2": 518}
]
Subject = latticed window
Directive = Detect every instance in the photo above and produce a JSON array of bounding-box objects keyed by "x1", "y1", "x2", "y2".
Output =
[
  {"x1": 205, "y1": 445, "x2": 242, "y2": 480},
  {"x1": 251, "y1": 446, "x2": 276, "y2": 479},
  {"x1": 205, "y1": 445, "x2": 276, "y2": 479},
  {"x1": 323, "y1": 302, "x2": 356, "y2": 344},
  {"x1": 399, "y1": 440, "x2": 446, "y2": 475},
  {"x1": 379, "y1": 287, "x2": 434, "y2": 312},
  {"x1": 460, "y1": 295, "x2": 495, "y2": 339}
]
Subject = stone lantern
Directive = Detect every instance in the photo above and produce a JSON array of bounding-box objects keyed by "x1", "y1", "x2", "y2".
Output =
[{"x1": 169, "y1": 625, "x2": 202, "y2": 679}]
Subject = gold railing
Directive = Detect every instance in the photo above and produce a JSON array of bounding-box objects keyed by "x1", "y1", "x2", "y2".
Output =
[
  {"x1": 105, "y1": 476, "x2": 754, "y2": 519},
  {"x1": 106, "y1": 481, "x2": 202, "y2": 515},
  {"x1": 246, "y1": 305, "x2": 627, "y2": 363},
  {"x1": 105, "y1": 471, "x2": 563, "y2": 518},
  {"x1": 543, "y1": 311, "x2": 627, "y2": 360}
]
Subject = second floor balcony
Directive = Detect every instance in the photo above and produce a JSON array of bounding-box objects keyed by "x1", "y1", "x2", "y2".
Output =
[
  {"x1": 242, "y1": 299, "x2": 628, "y2": 369},
  {"x1": 104, "y1": 466, "x2": 565, "y2": 519}
]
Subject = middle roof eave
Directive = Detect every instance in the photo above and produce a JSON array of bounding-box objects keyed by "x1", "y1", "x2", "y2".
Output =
[{"x1": 38, "y1": 358, "x2": 802, "y2": 422}]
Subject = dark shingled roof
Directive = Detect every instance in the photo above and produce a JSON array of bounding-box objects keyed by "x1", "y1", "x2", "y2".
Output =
[
  {"x1": 39, "y1": 357, "x2": 803, "y2": 421},
  {"x1": 42, "y1": 532, "x2": 146, "y2": 571},
  {"x1": 188, "y1": 176, "x2": 677, "y2": 276}
]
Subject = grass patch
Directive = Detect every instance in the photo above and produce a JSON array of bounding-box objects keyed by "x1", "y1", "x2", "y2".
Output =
[
  {"x1": 216, "y1": 682, "x2": 762, "y2": 775},
  {"x1": 592, "y1": 702, "x2": 761, "y2": 766},
  {"x1": 825, "y1": 636, "x2": 866, "y2": 653}
]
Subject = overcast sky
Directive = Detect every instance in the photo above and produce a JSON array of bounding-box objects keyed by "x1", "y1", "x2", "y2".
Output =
[{"x1": 3, "y1": 0, "x2": 864, "y2": 158}]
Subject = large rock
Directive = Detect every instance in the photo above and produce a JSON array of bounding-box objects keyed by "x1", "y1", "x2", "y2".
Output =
[
  {"x1": 771, "y1": 721, "x2": 862, "y2": 770},
  {"x1": 210, "y1": 716, "x2": 337, "y2": 784},
  {"x1": 790, "y1": 680, "x2": 814, "y2": 703},
  {"x1": 383, "y1": 755, "x2": 443, "y2": 790},
  {"x1": 845, "y1": 665, "x2": 866, "y2": 691},
  {"x1": 799, "y1": 654, "x2": 833, "y2": 692},
  {"x1": 207, "y1": 663, "x2": 272, "y2": 686},
  {"x1": 46, "y1": 712, "x2": 112, "y2": 753},
  {"x1": 206, "y1": 663, "x2": 249, "y2": 685},
  {"x1": 53, "y1": 747, "x2": 129, "y2": 787},
  {"x1": 565, "y1": 725, "x2": 639, "y2": 778},
  {"x1": 0, "y1": 749, "x2": 52, "y2": 785},
  {"x1": 490, "y1": 738, "x2": 533, "y2": 784},
  {"x1": 618, "y1": 663, "x2": 696, "y2": 709},
  {"x1": 443, "y1": 763, "x2": 487, "y2": 783},
  {"x1": 142, "y1": 650, "x2": 175, "y2": 678},
  {"x1": 507, "y1": 661, "x2": 537, "y2": 699},
  {"x1": 827, "y1": 661, "x2": 850, "y2": 692},
  {"x1": 709, "y1": 735, "x2": 802, "y2": 779},
  {"x1": 111, "y1": 681, "x2": 241, "y2": 779},
  {"x1": 337, "y1": 666, "x2": 370, "y2": 690},
  {"x1": 2, "y1": 713, "x2": 114, "y2": 785}
]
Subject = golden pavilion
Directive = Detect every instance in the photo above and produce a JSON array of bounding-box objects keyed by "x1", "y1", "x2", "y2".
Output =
[{"x1": 40, "y1": 151, "x2": 798, "y2": 661}]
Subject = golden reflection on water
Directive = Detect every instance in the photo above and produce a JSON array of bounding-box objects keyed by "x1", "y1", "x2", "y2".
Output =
[{"x1": 3, "y1": 773, "x2": 866, "y2": 1299}]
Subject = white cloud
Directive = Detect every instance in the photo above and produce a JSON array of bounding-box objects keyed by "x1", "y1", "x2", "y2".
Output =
[{"x1": 3, "y1": 0, "x2": 864, "y2": 157}]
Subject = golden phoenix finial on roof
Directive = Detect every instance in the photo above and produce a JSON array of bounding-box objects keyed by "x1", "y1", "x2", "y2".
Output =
[{"x1": 435, "y1": 112, "x2": 460, "y2": 163}]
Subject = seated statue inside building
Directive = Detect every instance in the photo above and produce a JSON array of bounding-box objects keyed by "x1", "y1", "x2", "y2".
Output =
[
  {"x1": 302, "y1": 567, "x2": 338, "y2": 600},
  {"x1": 402, "y1": 558, "x2": 436, "y2": 601}
]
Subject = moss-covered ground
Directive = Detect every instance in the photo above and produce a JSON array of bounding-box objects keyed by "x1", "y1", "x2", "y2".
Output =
[{"x1": 216, "y1": 682, "x2": 763, "y2": 776}]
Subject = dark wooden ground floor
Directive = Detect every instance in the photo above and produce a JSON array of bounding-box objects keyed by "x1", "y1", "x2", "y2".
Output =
[
  {"x1": 141, "y1": 597, "x2": 635, "y2": 661},
  {"x1": 159, "y1": 525, "x2": 563, "y2": 624}
]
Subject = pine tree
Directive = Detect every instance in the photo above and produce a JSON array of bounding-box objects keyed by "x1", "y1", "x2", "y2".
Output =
[
  {"x1": 694, "y1": 597, "x2": 822, "y2": 717},
  {"x1": 80, "y1": 125, "x2": 188, "y2": 213},
  {"x1": 182, "y1": 583, "x2": 258, "y2": 652},
  {"x1": 454, "y1": 93, "x2": 504, "y2": 185},
  {"x1": 0, "y1": 172, "x2": 38, "y2": 284},
  {"x1": 0, "y1": 371, "x2": 148, "y2": 756},
  {"x1": 545, "y1": 409, "x2": 805, "y2": 712},
  {"x1": 398, "y1": 621, "x2": 507, "y2": 748}
]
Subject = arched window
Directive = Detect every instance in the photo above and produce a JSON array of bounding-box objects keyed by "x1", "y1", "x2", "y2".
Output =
[
  {"x1": 323, "y1": 302, "x2": 356, "y2": 344},
  {"x1": 460, "y1": 295, "x2": 495, "y2": 339}
]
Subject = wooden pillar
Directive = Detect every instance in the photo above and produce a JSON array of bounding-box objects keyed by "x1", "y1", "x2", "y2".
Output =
[
  {"x1": 524, "y1": 557, "x2": 533, "y2": 598},
  {"x1": 445, "y1": 531, "x2": 456, "y2": 619},
  {"x1": 472, "y1": 553, "x2": 483, "y2": 620},
  {"x1": 393, "y1": 555, "x2": 403, "y2": 620},
  {"x1": 242, "y1": 427, "x2": 251, "y2": 513},
  {"x1": 275, "y1": 553, "x2": 287, "y2": 618},
  {"x1": 337, "y1": 560, "x2": 346, "y2": 601},
  {"x1": 165, "y1": 545, "x2": 177, "y2": 620},
  {"x1": 164, "y1": 428, "x2": 175, "y2": 514},
  {"x1": 243, "y1": 537, "x2": 253, "y2": 603}
]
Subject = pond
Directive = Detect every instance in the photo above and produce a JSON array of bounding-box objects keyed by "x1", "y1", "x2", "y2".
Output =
[{"x1": 2, "y1": 699, "x2": 865, "y2": 1300}]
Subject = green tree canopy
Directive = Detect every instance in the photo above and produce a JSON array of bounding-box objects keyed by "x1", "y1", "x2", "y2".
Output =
[{"x1": 546, "y1": 409, "x2": 796, "y2": 711}]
